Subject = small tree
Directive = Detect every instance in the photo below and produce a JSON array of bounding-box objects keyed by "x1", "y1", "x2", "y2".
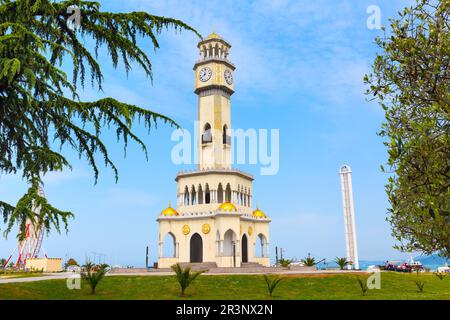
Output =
[
  {"x1": 335, "y1": 257, "x2": 349, "y2": 270},
  {"x1": 301, "y1": 254, "x2": 316, "y2": 267},
  {"x1": 278, "y1": 259, "x2": 292, "y2": 268},
  {"x1": 81, "y1": 262, "x2": 109, "y2": 295},
  {"x1": 356, "y1": 277, "x2": 369, "y2": 296},
  {"x1": 434, "y1": 272, "x2": 447, "y2": 280},
  {"x1": 171, "y1": 263, "x2": 206, "y2": 297},
  {"x1": 414, "y1": 279, "x2": 426, "y2": 293},
  {"x1": 263, "y1": 275, "x2": 284, "y2": 297}
]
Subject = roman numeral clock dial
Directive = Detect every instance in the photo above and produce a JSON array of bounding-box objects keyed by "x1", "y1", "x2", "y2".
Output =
[
  {"x1": 199, "y1": 67, "x2": 212, "y2": 82},
  {"x1": 224, "y1": 69, "x2": 233, "y2": 85}
]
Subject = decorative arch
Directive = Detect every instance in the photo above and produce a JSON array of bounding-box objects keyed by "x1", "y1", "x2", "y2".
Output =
[
  {"x1": 217, "y1": 183, "x2": 224, "y2": 203},
  {"x1": 223, "y1": 229, "x2": 237, "y2": 256},
  {"x1": 241, "y1": 234, "x2": 248, "y2": 263},
  {"x1": 162, "y1": 232, "x2": 177, "y2": 258},
  {"x1": 202, "y1": 123, "x2": 212, "y2": 144},
  {"x1": 198, "y1": 184, "x2": 203, "y2": 204},
  {"x1": 184, "y1": 186, "x2": 189, "y2": 206},
  {"x1": 225, "y1": 183, "x2": 232, "y2": 202},
  {"x1": 256, "y1": 233, "x2": 268, "y2": 258},
  {"x1": 223, "y1": 124, "x2": 230, "y2": 145},
  {"x1": 205, "y1": 183, "x2": 211, "y2": 204},
  {"x1": 190, "y1": 233, "x2": 203, "y2": 263},
  {"x1": 190, "y1": 185, "x2": 197, "y2": 205}
]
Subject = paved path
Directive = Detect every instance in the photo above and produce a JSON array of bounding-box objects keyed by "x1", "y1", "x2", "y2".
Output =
[
  {"x1": 0, "y1": 269, "x2": 368, "y2": 284},
  {"x1": 0, "y1": 273, "x2": 74, "y2": 284}
]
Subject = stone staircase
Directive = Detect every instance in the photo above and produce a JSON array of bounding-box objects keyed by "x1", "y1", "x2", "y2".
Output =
[
  {"x1": 241, "y1": 262, "x2": 264, "y2": 268},
  {"x1": 178, "y1": 262, "x2": 218, "y2": 271}
]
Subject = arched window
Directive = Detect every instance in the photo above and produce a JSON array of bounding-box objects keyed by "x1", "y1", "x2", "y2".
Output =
[
  {"x1": 225, "y1": 183, "x2": 232, "y2": 202},
  {"x1": 217, "y1": 183, "x2": 224, "y2": 203},
  {"x1": 223, "y1": 229, "x2": 237, "y2": 256},
  {"x1": 198, "y1": 184, "x2": 203, "y2": 205},
  {"x1": 202, "y1": 123, "x2": 212, "y2": 144},
  {"x1": 184, "y1": 186, "x2": 189, "y2": 206},
  {"x1": 223, "y1": 124, "x2": 230, "y2": 145},
  {"x1": 205, "y1": 184, "x2": 211, "y2": 204},
  {"x1": 162, "y1": 233, "x2": 177, "y2": 258},
  {"x1": 256, "y1": 234, "x2": 268, "y2": 258},
  {"x1": 191, "y1": 185, "x2": 196, "y2": 205}
]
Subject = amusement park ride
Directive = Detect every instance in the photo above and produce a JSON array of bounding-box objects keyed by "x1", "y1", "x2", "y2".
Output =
[{"x1": 2, "y1": 187, "x2": 47, "y2": 270}]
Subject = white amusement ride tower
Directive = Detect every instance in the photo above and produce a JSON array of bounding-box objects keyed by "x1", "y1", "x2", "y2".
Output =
[
  {"x1": 2, "y1": 187, "x2": 46, "y2": 270},
  {"x1": 339, "y1": 165, "x2": 360, "y2": 270}
]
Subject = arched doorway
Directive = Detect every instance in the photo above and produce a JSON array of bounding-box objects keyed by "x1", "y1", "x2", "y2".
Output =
[
  {"x1": 190, "y1": 233, "x2": 203, "y2": 263},
  {"x1": 241, "y1": 234, "x2": 248, "y2": 263}
]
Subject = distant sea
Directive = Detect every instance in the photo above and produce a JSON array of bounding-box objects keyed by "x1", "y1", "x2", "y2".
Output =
[{"x1": 316, "y1": 254, "x2": 448, "y2": 271}]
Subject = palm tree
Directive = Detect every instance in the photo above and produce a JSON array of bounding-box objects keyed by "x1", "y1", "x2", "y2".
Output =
[
  {"x1": 263, "y1": 275, "x2": 284, "y2": 297},
  {"x1": 278, "y1": 258, "x2": 292, "y2": 268},
  {"x1": 171, "y1": 263, "x2": 207, "y2": 297},
  {"x1": 81, "y1": 262, "x2": 109, "y2": 294},
  {"x1": 301, "y1": 253, "x2": 316, "y2": 267},
  {"x1": 335, "y1": 257, "x2": 349, "y2": 270}
]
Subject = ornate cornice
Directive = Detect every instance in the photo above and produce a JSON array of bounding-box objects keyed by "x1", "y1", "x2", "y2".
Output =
[{"x1": 175, "y1": 168, "x2": 254, "y2": 182}]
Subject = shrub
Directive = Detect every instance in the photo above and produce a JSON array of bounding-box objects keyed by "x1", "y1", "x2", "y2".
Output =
[
  {"x1": 301, "y1": 255, "x2": 316, "y2": 267},
  {"x1": 81, "y1": 262, "x2": 109, "y2": 294},
  {"x1": 171, "y1": 263, "x2": 207, "y2": 297},
  {"x1": 414, "y1": 279, "x2": 425, "y2": 292},
  {"x1": 434, "y1": 272, "x2": 447, "y2": 280},
  {"x1": 278, "y1": 259, "x2": 292, "y2": 268},
  {"x1": 335, "y1": 257, "x2": 349, "y2": 270},
  {"x1": 263, "y1": 275, "x2": 284, "y2": 297},
  {"x1": 356, "y1": 277, "x2": 369, "y2": 296}
]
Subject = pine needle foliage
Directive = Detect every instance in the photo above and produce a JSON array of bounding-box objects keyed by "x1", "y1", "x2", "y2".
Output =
[{"x1": 0, "y1": 0, "x2": 200, "y2": 240}]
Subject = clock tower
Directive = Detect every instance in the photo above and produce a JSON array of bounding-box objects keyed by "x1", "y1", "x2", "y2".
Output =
[
  {"x1": 194, "y1": 33, "x2": 235, "y2": 170},
  {"x1": 156, "y1": 33, "x2": 271, "y2": 269}
]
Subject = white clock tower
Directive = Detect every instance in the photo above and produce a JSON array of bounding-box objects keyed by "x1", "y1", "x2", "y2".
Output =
[{"x1": 156, "y1": 33, "x2": 271, "y2": 269}]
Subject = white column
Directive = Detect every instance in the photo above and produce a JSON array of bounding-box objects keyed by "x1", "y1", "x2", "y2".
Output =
[
  {"x1": 266, "y1": 243, "x2": 270, "y2": 257},
  {"x1": 158, "y1": 242, "x2": 162, "y2": 258},
  {"x1": 223, "y1": 190, "x2": 226, "y2": 203}
]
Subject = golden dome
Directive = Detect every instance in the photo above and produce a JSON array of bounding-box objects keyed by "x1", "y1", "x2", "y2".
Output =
[
  {"x1": 161, "y1": 202, "x2": 178, "y2": 216},
  {"x1": 218, "y1": 202, "x2": 237, "y2": 212},
  {"x1": 252, "y1": 208, "x2": 267, "y2": 218},
  {"x1": 207, "y1": 32, "x2": 221, "y2": 40}
]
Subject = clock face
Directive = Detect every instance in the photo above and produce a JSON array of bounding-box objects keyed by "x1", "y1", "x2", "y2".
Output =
[
  {"x1": 224, "y1": 69, "x2": 233, "y2": 85},
  {"x1": 199, "y1": 67, "x2": 212, "y2": 82}
]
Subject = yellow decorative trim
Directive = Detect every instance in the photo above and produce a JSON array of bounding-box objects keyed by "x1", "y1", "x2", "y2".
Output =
[
  {"x1": 202, "y1": 223, "x2": 211, "y2": 234},
  {"x1": 182, "y1": 225, "x2": 190, "y2": 235},
  {"x1": 248, "y1": 226, "x2": 253, "y2": 236}
]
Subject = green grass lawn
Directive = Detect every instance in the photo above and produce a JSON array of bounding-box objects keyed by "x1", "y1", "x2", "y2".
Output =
[{"x1": 0, "y1": 272, "x2": 449, "y2": 300}]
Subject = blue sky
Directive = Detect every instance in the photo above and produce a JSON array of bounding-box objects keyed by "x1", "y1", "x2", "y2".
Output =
[{"x1": 0, "y1": 0, "x2": 417, "y2": 266}]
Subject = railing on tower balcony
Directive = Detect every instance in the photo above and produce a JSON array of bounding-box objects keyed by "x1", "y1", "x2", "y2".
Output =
[
  {"x1": 202, "y1": 131, "x2": 212, "y2": 144},
  {"x1": 223, "y1": 135, "x2": 231, "y2": 146}
]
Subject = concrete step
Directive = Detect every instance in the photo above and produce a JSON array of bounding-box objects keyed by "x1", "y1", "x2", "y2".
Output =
[
  {"x1": 178, "y1": 262, "x2": 218, "y2": 271},
  {"x1": 241, "y1": 262, "x2": 264, "y2": 268}
]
